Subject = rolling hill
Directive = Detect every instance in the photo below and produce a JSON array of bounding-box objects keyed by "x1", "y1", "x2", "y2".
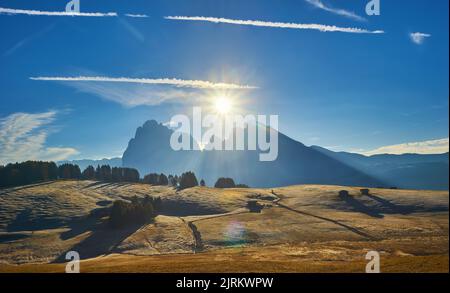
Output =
[{"x1": 0, "y1": 180, "x2": 448, "y2": 272}]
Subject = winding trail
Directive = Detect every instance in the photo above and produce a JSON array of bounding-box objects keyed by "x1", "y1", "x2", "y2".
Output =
[{"x1": 180, "y1": 218, "x2": 203, "y2": 253}]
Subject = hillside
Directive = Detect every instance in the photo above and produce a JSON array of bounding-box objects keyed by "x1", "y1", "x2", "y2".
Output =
[{"x1": 0, "y1": 180, "x2": 448, "y2": 272}]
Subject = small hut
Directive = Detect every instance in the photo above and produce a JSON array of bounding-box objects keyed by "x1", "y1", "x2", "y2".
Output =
[{"x1": 360, "y1": 189, "x2": 370, "y2": 196}]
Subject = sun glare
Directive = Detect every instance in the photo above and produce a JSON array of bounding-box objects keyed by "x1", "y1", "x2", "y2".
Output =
[{"x1": 214, "y1": 96, "x2": 232, "y2": 115}]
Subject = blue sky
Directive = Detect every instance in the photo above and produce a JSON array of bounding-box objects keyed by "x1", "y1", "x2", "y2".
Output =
[{"x1": 0, "y1": 0, "x2": 448, "y2": 163}]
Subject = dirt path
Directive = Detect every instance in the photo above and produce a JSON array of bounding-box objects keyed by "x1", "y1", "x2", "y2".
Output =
[{"x1": 180, "y1": 218, "x2": 203, "y2": 253}]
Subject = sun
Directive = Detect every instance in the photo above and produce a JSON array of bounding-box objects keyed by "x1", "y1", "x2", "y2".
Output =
[{"x1": 214, "y1": 96, "x2": 233, "y2": 115}]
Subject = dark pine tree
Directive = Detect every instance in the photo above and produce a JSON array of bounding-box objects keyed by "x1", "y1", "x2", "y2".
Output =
[
  {"x1": 179, "y1": 171, "x2": 199, "y2": 190},
  {"x1": 82, "y1": 165, "x2": 96, "y2": 180},
  {"x1": 159, "y1": 173, "x2": 169, "y2": 185}
]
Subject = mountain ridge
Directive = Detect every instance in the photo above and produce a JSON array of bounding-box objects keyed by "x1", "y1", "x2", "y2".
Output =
[{"x1": 122, "y1": 120, "x2": 380, "y2": 188}]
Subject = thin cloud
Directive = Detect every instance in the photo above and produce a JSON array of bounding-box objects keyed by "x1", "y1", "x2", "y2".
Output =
[
  {"x1": 0, "y1": 111, "x2": 78, "y2": 165},
  {"x1": 0, "y1": 7, "x2": 117, "y2": 17},
  {"x1": 3, "y1": 23, "x2": 56, "y2": 57},
  {"x1": 68, "y1": 81, "x2": 200, "y2": 107},
  {"x1": 305, "y1": 0, "x2": 366, "y2": 22},
  {"x1": 125, "y1": 14, "x2": 149, "y2": 18},
  {"x1": 360, "y1": 138, "x2": 449, "y2": 156},
  {"x1": 410, "y1": 32, "x2": 431, "y2": 45},
  {"x1": 118, "y1": 17, "x2": 145, "y2": 42},
  {"x1": 30, "y1": 76, "x2": 258, "y2": 90},
  {"x1": 164, "y1": 16, "x2": 384, "y2": 34}
]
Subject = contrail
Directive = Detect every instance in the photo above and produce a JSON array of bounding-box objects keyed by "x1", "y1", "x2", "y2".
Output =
[
  {"x1": 165, "y1": 16, "x2": 384, "y2": 34},
  {"x1": 125, "y1": 14, "x2": 149, "y2": 18},
  {"x1": 305, "y1": 0, "x2": 367, "y2": 22},
  {"x1": 30, "y1": 76, "x2": 258, "y2": 90},
  {"x1": 0, "y1": 7, "x2": 117, "y2": 17}
]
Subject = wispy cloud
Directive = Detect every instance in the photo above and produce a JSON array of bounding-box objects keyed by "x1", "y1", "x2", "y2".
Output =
[
  {"x1": 305, "y1": 0, "x2": 366, "y2": 22},
  {"x1": 30, "y1": 76, "x2": 257, "y2": 90},
  {"x1": 68, "y1": 81, "x2": 200, "y2": 107},
  {"x1": 165, "y1": 16, "x2": 384, "y2": 34},
  {"x1": 125, "y1": 13, "x2": 149, "y2": 18},
  {"x1": 0, "y1": 111, "x2": 78, "y2": 165},
  {"x1": 0, "y1": 7, "x2": 117, "y2": 17},
  {"x1": 359, "y1": 138, "x2": 449, "y2": 156},
  {"x1": 410, "y1": 32, "x2": 431, "y2": 45}
]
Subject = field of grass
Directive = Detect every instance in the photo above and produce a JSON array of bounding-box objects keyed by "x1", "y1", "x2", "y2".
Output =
[{"x1": 0, "y1": 180, "x2": 448, "y2": 272}]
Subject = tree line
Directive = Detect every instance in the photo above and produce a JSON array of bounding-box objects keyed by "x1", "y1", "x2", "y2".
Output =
[
  {"x1": 0, "y1": 161, "x2": 58, "y2": 188},
  {"x1": 0, "y1": 161, "x2": 141, "y2": 188},
  {"x1": 1, "y1": 160, "x2": 249, "y2": 190},
  {"x1": 80, "y1": 165, "x2": 140, "y2": 182}
]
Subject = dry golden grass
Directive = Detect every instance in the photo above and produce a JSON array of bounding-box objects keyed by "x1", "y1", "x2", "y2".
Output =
[
  {"x1": 0, "y1": 180, "x2": 448, "y2": 273},
  {"x1": 0, "y1": 248, "x2": 447, "y2": 273}
]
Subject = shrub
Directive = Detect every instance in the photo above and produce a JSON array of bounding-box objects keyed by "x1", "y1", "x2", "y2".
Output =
[
  {"x1": 200, "y1": 179, "x2": 206, "y2": 187},
  {"x1": 235, "y1": 184, "x2": 249, "y2": 188},
  {"x1": 338, "y1": 190, "x2": 349, "y2": 197}
]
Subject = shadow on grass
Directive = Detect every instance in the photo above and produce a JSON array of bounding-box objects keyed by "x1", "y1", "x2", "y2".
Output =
[
  {"x1": 81, "y1": 181, "x2": 105, "y2": 189},
  {"x1": 0, "y1": 181, "x2": 57, "y2": 195},
  {"x1": 53, "y1": 221, "x2": 144, "y2": 262},
  {"x1": 338, "y1": 193, "x2": 384, "y2": 219},
  {"x1": 0, "y1": 233, "x2": 30, "y2": 243},
  {"x1": 276, "y1": 202, "x2": 378, "y2": 240},
  {"x1": 366, "y1": 193, "x2": 448, "y2": 215},
  {"x1": 6, "y1": 208, "x2": 83, "y2": 232}
]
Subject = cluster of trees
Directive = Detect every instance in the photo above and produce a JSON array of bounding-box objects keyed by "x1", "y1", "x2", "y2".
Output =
[
  {"x1": 58, "y1": 164, "x2": 81, "y2": 179},
  {"x1": 179, "y1": 171, "x2": 199, "y2": 190},
  {"x1": 0, "y1": 161, "x2": 58, "y2": 188},
  {"x1": 81, "y1": 165, "x2": 140, "y2": 182},
  {"x1": 141, "y1": 172, "x2": 248, "y2": 190},
  {"x1": 142, "y1": 171, "x2": 201, "y2": 191},
  {"x1": 214, "y1": 177, "x2": 249, "y2": 189},
  {"x1": 214, "y1": 177, "x2": 236, "y2": 188},
  {"x1": 143, "y1": 173, "x2": 169, "y2": 186},
  {"x1": 109, "y1": 195, "x2": 162, "y2": 228}
]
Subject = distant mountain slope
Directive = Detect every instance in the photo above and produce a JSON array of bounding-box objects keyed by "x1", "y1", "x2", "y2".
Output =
[
  {"x1": 311, "y1": 146, "x2": 449, "y2": 190},
  {"x1": 58, "y1": 158, "x2": 122, "y2": 171},
  {"x1": 122, "y1": 120, "x2": 384, "y2": 188}
]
